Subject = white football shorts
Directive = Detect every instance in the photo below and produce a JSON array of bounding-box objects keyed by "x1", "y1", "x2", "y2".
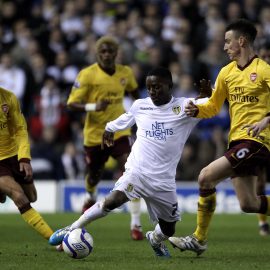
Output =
[{"x1": 113, "y1": 169, "x2": 180, "y2": 223}]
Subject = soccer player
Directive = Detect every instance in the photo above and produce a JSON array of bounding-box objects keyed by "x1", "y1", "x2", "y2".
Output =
[
  {"x1": 48, "y1": 67, "x2": 211, "y2": 258},
  {"x1": 169, "y1": 19, "x2": 270, "y2": 255},
  {"x1": 66, "y1": 36, "x2": 143, "y2": 240},
  {"x1": 0, "y1": 87, "x2": 53, "y2": 240}
]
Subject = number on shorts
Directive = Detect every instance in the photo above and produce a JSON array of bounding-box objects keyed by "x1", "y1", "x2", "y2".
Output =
[
  {"x1": 236, "y1": 148, "x2": 249, "y2": 159},
  {"x1": 172, "y1": 203, "x2": 178, "y2": 216}
]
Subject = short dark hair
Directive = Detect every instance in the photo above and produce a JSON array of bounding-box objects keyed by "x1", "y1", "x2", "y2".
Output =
[
  {"x1": 226, "y1": 19, "x2": 257, "y2": 43},
  {"x1": 147, "y1": 67, "x2": 173, "y2": 86}
]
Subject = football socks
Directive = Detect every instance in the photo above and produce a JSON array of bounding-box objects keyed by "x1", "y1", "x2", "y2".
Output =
[
  {"x1": 194, "y1": 193, "x2": 216, "y2": 242},
  {"x1": 21, "y1": 207, "x2": 53, "y2": 240},
  {"x1": 129, "y1": 198, "x2": 141, "y2": 229}
]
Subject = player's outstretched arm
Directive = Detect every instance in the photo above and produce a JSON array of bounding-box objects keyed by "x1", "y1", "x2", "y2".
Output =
[{"x1": 242, "y1": 114, "x2": 270, "y2": 138}]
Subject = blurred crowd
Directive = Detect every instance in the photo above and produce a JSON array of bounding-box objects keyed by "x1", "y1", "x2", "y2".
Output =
[{"x1": 0, "y1": 0, "x2": 269, "y2": 181}]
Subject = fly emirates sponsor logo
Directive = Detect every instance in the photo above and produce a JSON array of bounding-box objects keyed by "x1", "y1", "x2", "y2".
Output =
[
  {"x1": 229, "y1": 87, "x2": 259, "y2": 103},
  {"x1": 145, "y1": 121, "x2": 173, "y2": 141}
]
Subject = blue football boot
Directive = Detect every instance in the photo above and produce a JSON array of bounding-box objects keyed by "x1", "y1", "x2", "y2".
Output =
[{"x1": 49, "y1": 226, "x2": 71, "y2": 246}]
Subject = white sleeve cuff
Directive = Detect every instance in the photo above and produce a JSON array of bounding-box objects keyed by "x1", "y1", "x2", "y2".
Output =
[{"x1": 85, "y1": 103, "x2": 97, "y2": 111}]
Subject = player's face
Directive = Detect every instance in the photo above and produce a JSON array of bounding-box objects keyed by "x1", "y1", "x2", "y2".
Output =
[
  {"x1": 146, "y1": 76, "x2": 172, "y2": 106},
  {"x1": 96, "y1": 43, "x2": 117, "y2": 69},
  {"x1": 224, "y1": 30, "x2": 241, "y2": 61}
]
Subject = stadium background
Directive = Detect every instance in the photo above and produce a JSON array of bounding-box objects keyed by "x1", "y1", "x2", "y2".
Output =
[{"x1": 0, "y1": 0, "x2": 269, "y2": 213}]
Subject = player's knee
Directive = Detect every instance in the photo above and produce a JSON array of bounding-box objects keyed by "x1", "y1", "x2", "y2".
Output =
[
  {"x1": 198, "y1": 167, "x2": 214, "y2": 188},
  {"x1": 159, "y1": 219, "x2": 176, "y2": 237},
  {"x1": 11, "y1": 190, "x2": 29, "y2": 207}
]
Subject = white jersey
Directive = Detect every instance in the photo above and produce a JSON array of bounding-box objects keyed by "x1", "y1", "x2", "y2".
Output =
[{"x1": 105, "y1": 96, "x2": 206, "y2": 191}]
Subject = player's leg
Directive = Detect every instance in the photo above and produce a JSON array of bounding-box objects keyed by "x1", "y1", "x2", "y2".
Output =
[
  {"x1": 232, "y1": 175, "x2": 261, "y2": 212},
  {"x1": 49, "y1": 169, "x2": 139, "y2": 246},
  {"x1": 256, "y1": 168, "x2": 269, "y2": 236},
  {"x1": 49, "y1": 190, "x2": 129, "y2": 246},
  {"x1": 116, "y1": 154, "x2": 143, "y2": 240},
  {"x1": 232, "y1": 173, "x2": 270, "y2": 217},
  {"x1": 82, "y1": 146, "x2": 106, "y2": 213},
  {"x1": 146, "y1": 220, "x2": 175, "y2": 258},
  {"x1": 128, "y1": 198, "x2": 143, "y2": 240},
  {"x1": 113, "y1": 136, "x2": 143, "y2": 240},
  {"x1": 0, "y1": 176, "x2": 53, "y2": 240},
  {"x1": 194, "y1": 156, "x2": 233, "y2": 242},
  {"x1": 145, "y1": 188, "x2": 179, "y2": 258},
  {"x1": 169, "y1": 156, "x2": 233, "y2": 255},
  {"x1": 21, "y1": 182, "x2": 37, "y2": 202},
  {"x1": 230, "y1": 142, "x2": 270, "y2": 216},
  {"x1": 72, "y1": 190, "x2": 129, "y2": 229},
  {"x1": 170, "y1": 140, "x2": 270, "y2": 254}
]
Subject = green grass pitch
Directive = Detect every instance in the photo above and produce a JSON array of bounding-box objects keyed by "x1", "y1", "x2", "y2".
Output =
[{"x1": 1, "y1": 212, "x2": 270, "y2": 270}]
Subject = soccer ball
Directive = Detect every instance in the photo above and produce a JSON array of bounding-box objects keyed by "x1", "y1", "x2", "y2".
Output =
[{"x1": 62, "y1": 228, "x2": 93, "y2": 259}]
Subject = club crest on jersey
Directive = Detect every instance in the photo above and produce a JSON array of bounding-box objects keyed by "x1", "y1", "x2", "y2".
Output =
[
  {"x1": 250, "y1": 73, "x2": 257, "y2": 82},
  {"x1": 1, "y1": 103, "x2": 9, "y2": 114},
  {"x1": 172, "y1": 106, "x2": 181, "y2": 115},
  {"x1": 120, "y1": 78, "x2": 126, "y2": 86},
  {"x1": 125, "y1": 183, "x2": 134, "y2": 193}
]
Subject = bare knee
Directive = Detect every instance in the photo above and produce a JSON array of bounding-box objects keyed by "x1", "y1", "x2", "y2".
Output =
[
  {"x1": 10, "y1": 190, "x2": 30, "y2": 208},
  {"x1": 198, "y1": 167, "x2": 215, "y2": 189}
]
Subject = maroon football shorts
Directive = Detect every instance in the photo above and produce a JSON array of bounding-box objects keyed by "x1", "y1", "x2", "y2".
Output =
[
  {"x1": 0, "y1": 155, "x2": 33, "y2": 184},
  {"x1": 84, "y1": 136, "x2": 131, "y2": 171},
  {"x1": 224, "y1": 139, "x2": 270, "y2": 177}
]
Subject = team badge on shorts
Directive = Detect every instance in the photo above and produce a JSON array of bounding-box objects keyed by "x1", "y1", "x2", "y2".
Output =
[
  {"x1": 172, "y1": 106, "x2": 181, "y2": 115},
  {"x1": 125, "y1": 183, "x2": 134, "y2": 192},
  {"x1": 250, "y1": 73, "x2": 257, "y2": 82}
]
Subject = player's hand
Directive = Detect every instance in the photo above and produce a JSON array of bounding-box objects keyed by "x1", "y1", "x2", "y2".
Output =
[
  {"x1": 184, "y1": 100, "x2": 199, "y2": 117},
  {"x1": 242, "y1": 116, "x2": 270, "y2": 138},
  {"x1": 96, "y1": 100, "x2": 110, "y2": 111},
  {"x1": 102, "y1": 130, "x2": 114, "y2": 149},
  {"x1": 19, "y1": 162, "x2": 33, "y2": 181},
  {"x1": 195, "y1": 79, "x2": 212, "y2": 100}
]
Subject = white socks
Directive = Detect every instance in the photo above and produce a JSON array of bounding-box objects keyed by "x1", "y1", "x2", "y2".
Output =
[
  {"x1": 150, "y1": 224, "x2": 168, "y2": 245},
  {"x1": 71, "y1": 201, "x2": 109, "y2": 230},
  {"x1": 128, "y1": 199, "x2": 141, "y2": 229}
]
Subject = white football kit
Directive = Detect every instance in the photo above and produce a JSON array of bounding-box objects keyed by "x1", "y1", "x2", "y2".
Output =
[{"x1": 105, "y1": 96, "x2": 206, "y2": 223}]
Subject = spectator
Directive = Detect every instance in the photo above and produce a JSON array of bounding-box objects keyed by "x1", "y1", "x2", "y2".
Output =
[
  {"x1": 31, "y1": 126, "x2": 65, "y2": 181},
  {"x1": 61, "y1": 141, "x2": 84, "y2": 180},
  {"x1": 0, "y1": 52, "x2": 26, "y2": 105}
]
